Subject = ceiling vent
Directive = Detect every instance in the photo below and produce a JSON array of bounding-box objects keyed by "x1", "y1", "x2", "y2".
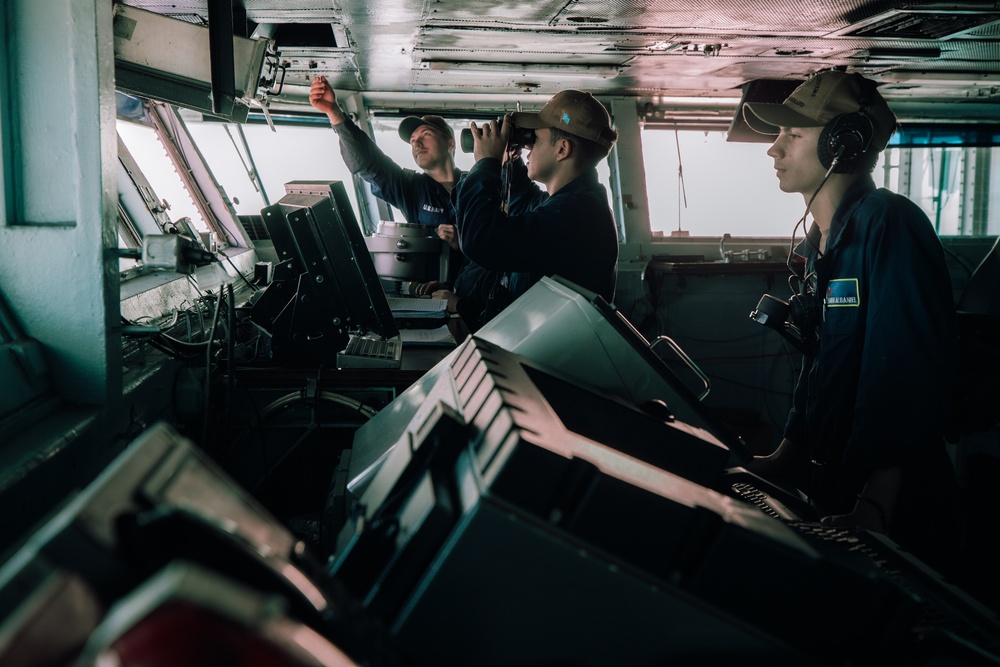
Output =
[{"x1": 830, "y1": 9, "x2": 1000, "y2": 40}]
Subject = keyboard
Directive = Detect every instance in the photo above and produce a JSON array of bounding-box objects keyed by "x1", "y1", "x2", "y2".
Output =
[
  {"x1": 788, "y1": 522, "x2": 1000, "y2": 656},
  {"x1": 730, "y1": 481, "x2": 803, "y2": 521},
  {"x1": 719, "y1": 467, "x2": 818, "y2": 522},
  {"x1": 337, "y1": 334, "x2": 402, "y2": 369},
  {"x1": 724, "y1": 470, "x2": 1000, "y2": 656},
  {"x1": 386, "y1": 296, "x2": 448, "y2": 313}
]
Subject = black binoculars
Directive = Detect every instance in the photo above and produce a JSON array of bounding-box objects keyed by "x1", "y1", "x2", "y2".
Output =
[
  {"x1": 750, "y1": 291, "x2": 819, "y2": 353},
  {"x1": 460, "y1": 119, "x2": 536, "y2": 153}
]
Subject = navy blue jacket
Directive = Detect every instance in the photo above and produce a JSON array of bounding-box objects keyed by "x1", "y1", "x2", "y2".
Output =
[
  {"x1": 333, "y1": 117, "x2": 485, "y2": 289},
  {"x1": 786, "y1": 177, "x2": 956, "y2": 492},
  {"x1": 332, "y1": 118, "x2": 461, "y2": 229},
  {"x1": 454, "y1": 157, "x2": 619, "y2": 303}
]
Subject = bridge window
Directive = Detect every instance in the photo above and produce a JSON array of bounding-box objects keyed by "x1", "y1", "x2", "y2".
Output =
[
  {"x1": 882, "y1": 145, "x2": 1000, "y2": 237},
  {"x1": 118, "y1": 120, "x2": 208, "y2": 232},
  {"x1": 641, "y1": 129, "x2": 806, "y2": 237},
  {"x1": 642, "y1": 127, "x2": 1000, "y2": 239},
  {"x1": 185, "y1": 119, "x2": 364, "y2": 218}
]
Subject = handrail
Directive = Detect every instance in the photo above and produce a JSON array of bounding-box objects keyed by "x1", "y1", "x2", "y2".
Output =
[{"x1": 650, "y1": 335, "x2": 711, "y2": 401}]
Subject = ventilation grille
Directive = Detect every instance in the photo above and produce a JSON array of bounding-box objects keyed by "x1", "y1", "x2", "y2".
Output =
[
  {"x1": 238, "y1": 215, "x2": 270, "y2": 242},
  {"x1": 838, "y1": 11, "x2": 1000, "y2": 40}
]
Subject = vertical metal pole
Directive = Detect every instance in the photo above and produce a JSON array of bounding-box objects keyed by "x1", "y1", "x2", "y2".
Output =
[
  {"x1": 934, "y1": 148, "x2": 949, "y2": 234},
  {"x1": 608, "y1": 98, "x2": 652, "y2": 244},
  {"x1": 208, "y1": 0, "x2": 236, "y2": 117},
  {"x1": 972, "y1": 146, "x2": 991, "y2": 236},
  {"x1": 235, "y1": 123, "x2": 271, "y2": 206}
]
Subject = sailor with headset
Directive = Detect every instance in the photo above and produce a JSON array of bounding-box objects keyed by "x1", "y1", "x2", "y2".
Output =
[{"x1": 742, "y1": 71, "x2": 962, "y2": 576}]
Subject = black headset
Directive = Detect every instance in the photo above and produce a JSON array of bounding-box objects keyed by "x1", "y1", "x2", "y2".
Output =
[{"x1": 816, "y1": 76, "x2": 877, "y2": 173}]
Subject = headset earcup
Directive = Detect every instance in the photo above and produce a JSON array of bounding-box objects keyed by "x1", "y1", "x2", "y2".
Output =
[{"x1": 817, "y1": 112, "x2": 874, "y2": 173}]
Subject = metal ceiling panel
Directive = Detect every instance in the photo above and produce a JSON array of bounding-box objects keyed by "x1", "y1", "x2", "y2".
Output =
[
  {"x1": 116, "y1": 0, "x2": 1000, "y2": 118},
  {"x1": 242, "y1": 1, "x2": 340, "y2": 22},
  {"x1": 419, "y1": 0, "x2": 576, "y2": 25},
  {"x1": 830, "y1": 9, "x2": 1000, "y2": 39},
  {"x1": 549, "y1": 0, "x2": 887, "y2": 34},
  {"x1": 123, "y1": 0, "x2": 343, "y2": 22}
]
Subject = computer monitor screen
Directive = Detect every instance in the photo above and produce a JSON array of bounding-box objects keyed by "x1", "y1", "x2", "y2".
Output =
[{"x1": 252, "y1": 181, "x2": 397, "y2": 361}]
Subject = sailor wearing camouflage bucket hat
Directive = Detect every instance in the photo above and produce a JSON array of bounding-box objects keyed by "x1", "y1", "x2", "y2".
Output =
[
  {"x1": 454, "y1": 89, "x2": 620, "y2": 307},
  {"x1": 742, "y1": 71, "x2": 963, "y2": 576}
]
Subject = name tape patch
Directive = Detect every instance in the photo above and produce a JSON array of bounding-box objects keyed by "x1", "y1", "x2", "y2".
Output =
[{"x1": 825, "y1": 278, "x2": 860, "y2": 307}]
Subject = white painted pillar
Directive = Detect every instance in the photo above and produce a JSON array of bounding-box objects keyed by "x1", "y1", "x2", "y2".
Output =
[{"x1": 0, "y1": 0, "x2": 120, "y2": 404}]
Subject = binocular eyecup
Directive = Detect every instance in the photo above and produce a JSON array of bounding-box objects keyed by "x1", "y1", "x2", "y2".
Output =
[{"x1": 459, "y1": 123, "x2": 536, "y2": 153}]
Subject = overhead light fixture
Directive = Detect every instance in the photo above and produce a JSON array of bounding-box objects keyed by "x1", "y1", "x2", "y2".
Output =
[
  {"x1": 647, "y1": 42, "x2": 725, "y2": 56},
  {"x1": 419, "y1": 61, "x2": 625, "y2": 79},
  {"x1": 650, "y1": 41, "x2": 689, "y2": 52},
  {"x1": 828, "y1": 7, "x2": 1000, "y2": 39},
  {"x1": 863, "y1": 46, "x2": 942, "y2": 59},
  {"x1": 879, "y1": 71, "x2": 1000, "y2": 85}
]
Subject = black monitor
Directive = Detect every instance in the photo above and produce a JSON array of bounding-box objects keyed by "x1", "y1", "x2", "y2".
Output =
[
  {"x1": 329, "y1": 337, "x2": 920, "y2": 666},
  {"x1": 0, "y1": 556, "x2": 103, "y2": 665},
  {"x1": 477, "y1": 275, "x2": 750, "y2": 458},
  {"x1": 72, "y1": 562, "x2": 365, "y2": 667},
  {"x1": 348, "y1": 275, "x2": 750, "y2": 500},
  {"x1": 1, "y1": 422, "x2": 322, "y2": 607},
  {"x1": 0, "y1": 421, "x2": 394, "y2": 666},
  {"x1": 251, "y1": 181, "x2": 397, "y2": 362}
]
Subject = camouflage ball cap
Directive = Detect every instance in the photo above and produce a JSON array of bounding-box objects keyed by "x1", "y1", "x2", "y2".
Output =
[
  {"x1": 743, "y1": 71, "x2": 897, "y2": 151},
  {"x1": 512, "y1": 90, "x2": 617, "y2": 150}
]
